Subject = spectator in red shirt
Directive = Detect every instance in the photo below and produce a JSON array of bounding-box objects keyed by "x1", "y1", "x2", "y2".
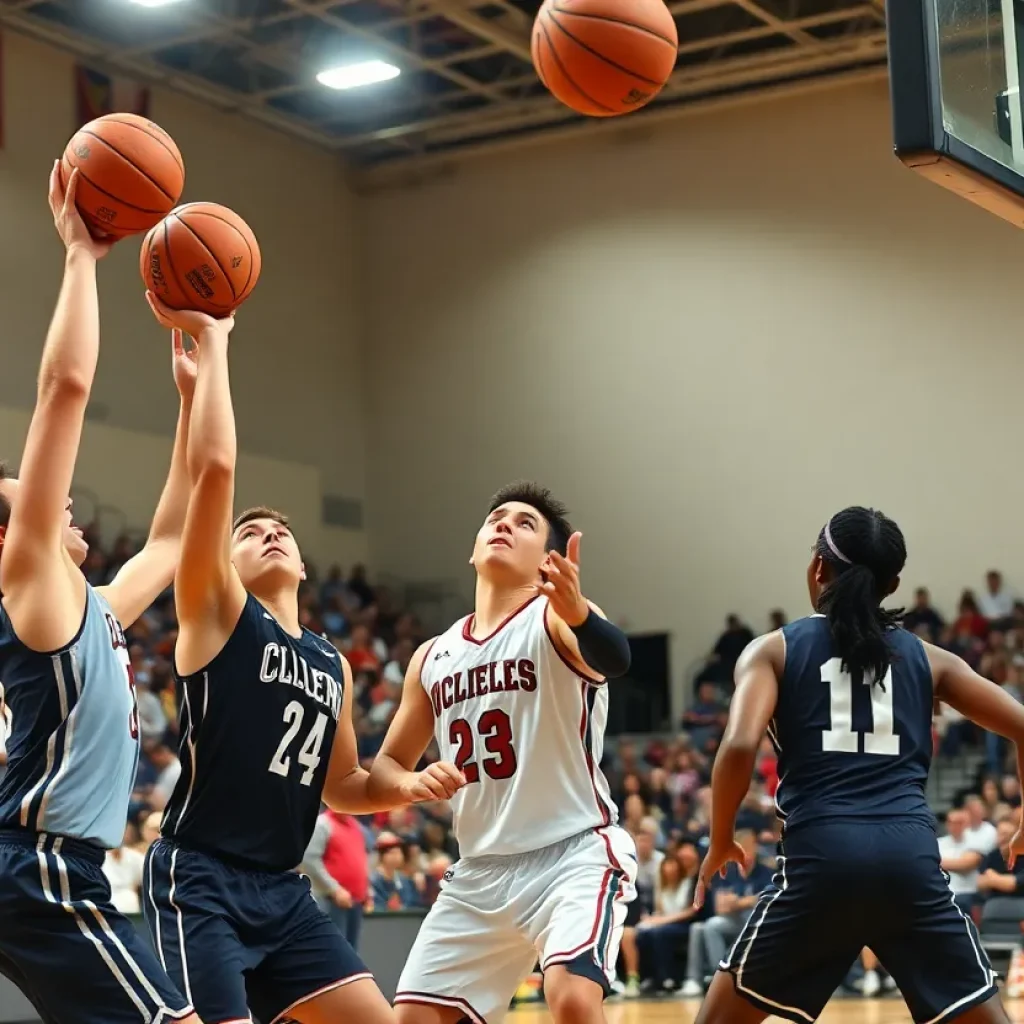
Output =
[{"x1": 300, "y1": 810, "x2": 370, "y2": 951}]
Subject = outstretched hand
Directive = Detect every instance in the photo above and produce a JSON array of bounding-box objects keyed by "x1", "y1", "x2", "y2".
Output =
[
  {"x1": 49, "y1": 162, "x2": 112, "y2": 260},
  {"x1": 693, "y1": 837, "x2": 747, "y2": 911},
  {"x1": 146, "y1": 291, "x2": 234, "y2": 342},
  {"x1": 536, "y1": 531, "x2": 589, "y2": 627}
]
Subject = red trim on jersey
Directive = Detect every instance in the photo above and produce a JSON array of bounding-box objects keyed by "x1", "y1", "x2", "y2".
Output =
[
  {"x1": 540, "y1": 867, "x2": 613, "y2": 968},
  {"x1": 579, "y1": 680, "x2": 612, "y2": 827},
  {"x1": 394, "y1": 992, "x2": 488, "y2": 1024},
  {"x1": 462, "y1": 595, "x2": 540, "y2": 646},
  {"x1": 542, "y1": 602, "x2": 604, "y2": 686},
  {"x1": 417, "y1": 636, "x2": 441, "y2": 709}
]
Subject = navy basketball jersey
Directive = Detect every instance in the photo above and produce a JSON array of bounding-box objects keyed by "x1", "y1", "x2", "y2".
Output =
[
  {"x1": 771, "y1": 614, "x2": 934, "y2": 831},
  {"x1": 162, "y1": 593, "x2": 344, "y2": 872},
  {"x1": 0, "y1": 585, "x2": 140, "y2": 848}
]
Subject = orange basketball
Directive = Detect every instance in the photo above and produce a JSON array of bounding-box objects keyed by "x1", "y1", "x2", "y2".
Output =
[
  {"x1": 61, "y1": 114, "x2": 184, "y2": 240},
  {"x1": 532, "y1": 0, "x2": 678, "y2": 117},
  {"x1": 140, "y1": 203, "x2": 261, "y2": 316}
]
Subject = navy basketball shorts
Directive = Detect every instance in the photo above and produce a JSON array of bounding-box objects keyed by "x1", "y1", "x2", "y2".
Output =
[
  {"x1": 144, "y1": 839, "x2": 370, "y2": 1024},
  {"x1": 0, "y1": 830, "x2": 192, "y2": 1024},
  {"x1": 719, "y1": 817, "x2": 998, "y2": 1024}
]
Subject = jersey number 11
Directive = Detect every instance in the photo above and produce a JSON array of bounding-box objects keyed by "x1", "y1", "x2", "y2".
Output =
[{"x1": 821, "y1": 658, "x2": 899, "y2": 756}]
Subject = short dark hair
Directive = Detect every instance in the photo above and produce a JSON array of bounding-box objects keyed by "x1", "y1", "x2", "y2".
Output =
[
  {"x1": 0, "y1": 461, "x2": 10, "y2": 528},
  {"x1": 232, "y1": 506, "x2": 290, "y2": 534},
  {"x1": 487, "y1": 481, "x2": 571, "y2": 556}
]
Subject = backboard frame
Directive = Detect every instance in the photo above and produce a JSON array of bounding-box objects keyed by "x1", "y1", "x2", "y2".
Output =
[{"x1": 887, "y1": 0, "x2": 1024, "y2": 228}]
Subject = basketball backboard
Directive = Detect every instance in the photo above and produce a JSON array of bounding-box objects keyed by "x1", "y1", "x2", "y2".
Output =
[{"x1": 888, "y1": 0, "x2": 1024, "y2": 228}]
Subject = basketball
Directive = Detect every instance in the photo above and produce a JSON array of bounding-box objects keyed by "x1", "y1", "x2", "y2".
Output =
[
  {"x1": 531, "y1": 0, "x2": 678, "y2": 117},
  {"x1": 61, "y1": 113, "x2": 184, "y2": 240},
  {"x1": 140, "y1": 203, "x2": 261, "y2": 316}
]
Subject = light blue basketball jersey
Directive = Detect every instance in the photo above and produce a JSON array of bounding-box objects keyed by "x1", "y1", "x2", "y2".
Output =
[{"x1": 0, "y1": 584, "x2": 140, "y2": 849}]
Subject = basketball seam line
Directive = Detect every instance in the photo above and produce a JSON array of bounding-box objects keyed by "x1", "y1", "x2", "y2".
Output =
[
  {"x1": 173, "y1": 216, "x2": 241, "y2": 308},
  {"x1": 540, "y1": 15, "x2": 616, "y2": 114},
  {"x1": 63, "y1": 158, "x2": 168, "y2": 217},
  {"x1": 103, "y1": 116, "x2": 186, "y2": 179},
  {"x1": 547, "y1": 9, "x2": 666, "y2": 87},
  {"x1": 550, "y1": 6, "x2": 677, "y2": 49},
  {"x1": 79, "y1": 129, "x2": 178, "y2": 204},
  {"x1": 175, "y1": 207, "x2": 256, "y2": 301}
]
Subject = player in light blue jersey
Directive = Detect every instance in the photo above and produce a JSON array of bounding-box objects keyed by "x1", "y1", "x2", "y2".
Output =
[{"x1": 0, "y1": 163, "x2": 202, "y2": 1024}]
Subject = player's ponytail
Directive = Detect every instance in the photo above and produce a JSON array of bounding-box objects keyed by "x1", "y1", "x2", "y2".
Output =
[{"x1": 815, "y1": 507, "x2": 907, "y2": 688}]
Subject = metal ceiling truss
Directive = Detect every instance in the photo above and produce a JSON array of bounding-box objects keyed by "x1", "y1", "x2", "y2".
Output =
[{"x1": 0, "y1": 0, "x2": 887, "y2": 165}]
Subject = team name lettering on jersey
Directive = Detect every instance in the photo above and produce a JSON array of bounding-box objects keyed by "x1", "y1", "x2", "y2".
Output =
[
  {"x1": 428, "y1": 658, "x2": 537, "y2": 716},
  {"x1": 259, "y1": 643, "x2": 342, "y2": 720}
]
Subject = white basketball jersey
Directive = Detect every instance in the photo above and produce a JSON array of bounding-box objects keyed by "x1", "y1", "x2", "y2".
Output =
[{"x1": 420, "y1": 596, "x2": 618, "y2": 859}]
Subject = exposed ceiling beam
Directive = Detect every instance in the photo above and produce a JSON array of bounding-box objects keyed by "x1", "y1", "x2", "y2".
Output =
[
  {"x1": 355, "y1": 63, "x2": 889, "y2": 187},
  {"x1": 0, "y1": 9, "x2": 340, "y2": 150},
  {"x1": 340, "y1": 27, "x2": 886, "y2": 149},
  {"x1": 732, "y1": 0, "x2": 820, "y2": 47},
  {"x1": 285, "y1": 0, "x2": 513, "y2": 103},
  {"x1": 419, "y1": 0, "x2": 532, "y2": 63}
]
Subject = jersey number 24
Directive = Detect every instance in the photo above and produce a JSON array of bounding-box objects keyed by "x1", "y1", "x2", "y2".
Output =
[
  {"x1": 821, "y1": 658, "x2": 899, "y2": 756},
  {"x1": 269, "y1": 700, "x2": 328, "y2": 786}
]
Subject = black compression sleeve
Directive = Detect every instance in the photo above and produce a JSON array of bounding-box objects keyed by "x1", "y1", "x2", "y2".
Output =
[{"x1": 569, "y1": 610, "x2": 631, "y2": 679}]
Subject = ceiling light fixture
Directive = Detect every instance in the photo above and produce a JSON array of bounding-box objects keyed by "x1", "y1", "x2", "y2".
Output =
[{"x1": 316, "y1": 60, "x2": 400, "y2": 91}]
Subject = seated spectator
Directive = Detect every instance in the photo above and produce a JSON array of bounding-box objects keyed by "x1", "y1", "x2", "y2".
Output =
[
  {"x1": 680, "y1": 829, "x2": 772, "y2": 996},
  {"x1": 903, "y1": 587, "x2": 944, "y2": 641},
  {"x1": 695, "y1": 615, "x2": 754, "y2": 688},
  {"x1": 767, "y1": 609, "x2": 787, "y2": 631},
  {"x1": 146, "y1": 742, "x2": 181, "y2": 811},
  {"x1": 938, "y1": 808, "x2": 983, "y2": 913},
  {"x1": 345, "y1": 623, "x2": 383, "y2": 674},
  {"x1": 636, "y1": 839, "x2": 701, "y2": 991},
  {"x1": 964, "y1": 795, "x2": 998, "y2": 854},
  {"x1": 347, "y1": 564, "x2": 376, "y2": 610},
  {"x1": 978, "y1": 570, "x2": 1015, "y2": 624},
  {"x1": 952, "y1": 590, "x2": 989, "y2": 642},
  {"x1": 102, "y1": 824, "x2": 145, "y2": 914},
  {"x1": 368, "y1": 832, "x2": 421, "y2": 911},
  {"x1": 977, "y1": 818, "x2": 1024, "y2": 919},
  {"x1": 681, "y1": 682, "x2": 728, "y2": 753},
  {"x1": 620, "y1": 818, "x2": 664, "y2": 997}
]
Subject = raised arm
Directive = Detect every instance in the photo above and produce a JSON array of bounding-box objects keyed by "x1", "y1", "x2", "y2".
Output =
[
  {"x1": 367, "y1": 640, "x2": 466, "y2": 805},
  {"x1": 0, "y1": 167, "x2": 112, "y2": 651},
  {"x1": 145, "y1": 296, "x2": 246, "y2": 676},
  {"x1": 97, "y1": 330, "x2": 195, "y2": 628},
  {"x1": 540, "y1": 533, "x2": 631, "y2": 682},
  {"x1": 695, "y1": 631, "x2": 780, "y2": 908}
]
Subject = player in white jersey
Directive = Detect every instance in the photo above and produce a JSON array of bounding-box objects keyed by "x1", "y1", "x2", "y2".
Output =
[{"x1": 368, "y1": 482, "x2": 637, "y2": 1024}]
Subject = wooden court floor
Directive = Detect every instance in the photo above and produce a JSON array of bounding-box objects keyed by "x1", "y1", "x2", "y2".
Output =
[{"x1": 509, "y1": 997, "x2": 1024, "y2": 1022}]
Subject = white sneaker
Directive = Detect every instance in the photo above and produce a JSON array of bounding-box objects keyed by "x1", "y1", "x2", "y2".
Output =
[
  {"x1": 679, "y1": 980, "x2": 704, "y2": 998},
  {"x1": 624, "y1": 978, "x2": 641, "y2": 999},
  {"x1": 862, "y1": 970, "x2": 881, "y2": 998}
]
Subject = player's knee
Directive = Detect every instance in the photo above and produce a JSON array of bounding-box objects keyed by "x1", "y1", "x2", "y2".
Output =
[{"x1": 544, "y1": 968, "x2": 604, "y2": 1024}]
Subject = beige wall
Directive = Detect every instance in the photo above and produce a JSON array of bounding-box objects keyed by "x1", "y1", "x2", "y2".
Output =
[
  {"x1": 0, "y1": 32, "x2": 367, "y2": 564},
  {"x1": 359, "y1": 78, "x2": 1024, "y2": 703}
]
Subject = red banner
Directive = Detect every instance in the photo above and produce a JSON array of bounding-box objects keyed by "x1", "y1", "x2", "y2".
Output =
[{"x1": 74, "y1": 64, "x2": 150, "y2": 127}]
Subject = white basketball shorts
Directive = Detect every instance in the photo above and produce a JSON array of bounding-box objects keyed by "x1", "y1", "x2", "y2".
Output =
[{"x1": 395, "y1": 825, "x2": 637, "y2": 1023}]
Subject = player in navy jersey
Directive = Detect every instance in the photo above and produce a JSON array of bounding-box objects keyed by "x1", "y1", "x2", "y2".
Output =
[
  {"x1": 141, "y1": 295, "x2": 463, "y2": 1024},
  {"x1": 693, "y1": 505, "x2": 1024, "y2": 1024},
  {"x1": 0, "y1": 165, "x2": 199, "y2": 1024}
]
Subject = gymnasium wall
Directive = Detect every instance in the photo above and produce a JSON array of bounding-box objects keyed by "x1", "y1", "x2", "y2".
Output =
[
  {"x1": 0, "y1": 32, "x2": 367, "y2": 566},
  {"x1": 358, "y1": 77, "x2": 1024, "y2": 704}
]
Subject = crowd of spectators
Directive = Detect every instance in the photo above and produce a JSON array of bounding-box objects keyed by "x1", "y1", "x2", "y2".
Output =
[{"x1": 3, "y1": 515, "x2": 1023, "y2": 1000}]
